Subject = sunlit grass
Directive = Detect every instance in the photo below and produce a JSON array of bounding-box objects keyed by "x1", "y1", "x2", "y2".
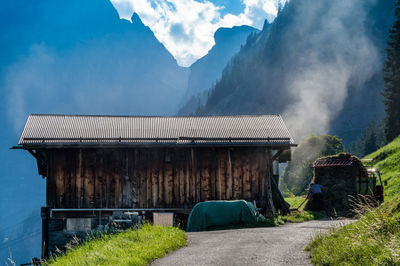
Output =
[
  {"x1": 365, "y1": 135, "x2": 400, "y2": 200},
  {"x1": 284, "y1": 195, "x2": 308, "y2": 210},
  {"x1": 281, "y1": 210, "x2": 323, "y2": 223},
  {"x1": 282, "y1": 195, "x2": 324, "y2": 222},
  {"x1": 307, "y1": 136, "x2": 400, "y2": 265},
  {"x1": 46, "y1": 224, "x2": 186, "y2": 265},
  {"x1": 306, "y1": 196, "x2": 400, "y2": 265}
]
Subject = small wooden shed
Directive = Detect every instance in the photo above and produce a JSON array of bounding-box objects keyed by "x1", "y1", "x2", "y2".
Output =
[
  {"x1": 15, "y1": 114, "x2": 296, "y2": 257},
  {"x1": 305, "y1": 153, "x2": 370, "y2": 214}
]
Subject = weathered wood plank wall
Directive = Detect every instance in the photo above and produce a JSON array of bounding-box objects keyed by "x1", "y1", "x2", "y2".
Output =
[{"x1": 43, "y1": 147, "x2": 271, "y2": 210}]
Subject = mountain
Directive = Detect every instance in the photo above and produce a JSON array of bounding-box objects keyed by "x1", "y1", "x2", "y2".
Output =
[
  {"x1": 1, "y1": 1, "x2": 189, "y2": 123},
  {"x1": 178, "y1": 25, "x2": 259, "y2": 115},
  {"x1": 0, "y1": 0, "x2": 188, "y2": 263},
  {"x1": 193, "y1": 0, "x2": 396, "y2": 146}
]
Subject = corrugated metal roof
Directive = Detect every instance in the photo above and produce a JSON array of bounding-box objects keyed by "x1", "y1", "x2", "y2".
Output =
[
  {"x1": 18, "y1": 114, "x2": 295, "y2": 146},
  {"x1": 312, "y1": 158, "x2": 355, "y2": 168}
]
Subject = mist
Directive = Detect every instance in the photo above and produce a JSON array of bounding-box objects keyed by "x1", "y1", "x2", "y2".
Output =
[
  {"x1": 271, "y1": 0, "x2": 390, "y2": 195},
  {"x1": 2, "y1": 0, "x2": 189, "y2": 134},
  {"x1": 282, "y1": 0, "x2": 380, "y2": 140},
  {"x1": 198, "y1": 0, "x2": 394, "y2": 148},
  {"x1": 0, "y1": 0, "x2": 188, "y2": 263},
  {"x1": 191, "y1": 0, "x2": 394, "y2": 198}
]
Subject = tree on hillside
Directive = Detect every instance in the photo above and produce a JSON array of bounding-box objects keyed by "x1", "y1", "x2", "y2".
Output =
[
  {"x1": 280, "y1": 135, "x2": 344, "y2": 196},
  {"x1": 383, "y1": 0, "x2": 400, "y2": 142},
  {"x1": 347, "y1": 119, "x2": 387, "y2": 157}
]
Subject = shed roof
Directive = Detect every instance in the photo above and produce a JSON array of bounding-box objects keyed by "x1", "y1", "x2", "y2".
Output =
[
  {"x1": 312, "y1": 158, "x2": 355, "y2": 168},
  {"x1": 17, "y1": 114, "x2": 295, "y2": 147},
  {"x1": 312, "y1": 153, "x2": 364, "y2": 168}
]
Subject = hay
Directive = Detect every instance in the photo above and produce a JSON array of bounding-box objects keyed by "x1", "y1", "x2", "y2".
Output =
[{"x1": 304, "y1": 153, "x2": 368, "y2": 216}]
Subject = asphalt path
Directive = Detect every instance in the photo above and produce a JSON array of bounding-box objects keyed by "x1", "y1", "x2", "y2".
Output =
[{"x1": 152, "y1": 219, "x2": 352, "y2": 266}]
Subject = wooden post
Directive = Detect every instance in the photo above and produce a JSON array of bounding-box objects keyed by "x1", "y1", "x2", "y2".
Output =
[
  {"x1": 190, "y1": 148, "x2": 195, "y2": 204},
  {"x1": 41, "y1": 207, "x2": 50, "y2": 259},
  {"x1": 265, "y1": 149, "x2": 276, "y2": 216},
  {"x1": 226, "y1": 149, "x2": 233, "y2": 199},
  {"x1": 232, "y1": 150, "x2": 241, "y2": 199},
  {"x1": 125, "y1": 150, "x2": 131, "y2": 207},
  {"x1": 77, "y1": 149, "x2": 83, "y2": 208}
]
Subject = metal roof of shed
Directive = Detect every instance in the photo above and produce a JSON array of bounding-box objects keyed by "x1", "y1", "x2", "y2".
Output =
[
  {"x1": 312, "y1": 158, "x2": 355, "y2": 168},
  {"x1": 17, "y1": 114, "x2": 295, "y2": 147}
]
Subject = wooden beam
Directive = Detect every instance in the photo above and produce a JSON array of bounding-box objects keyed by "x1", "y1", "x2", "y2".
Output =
[
  {"x1": 265, "y1": 149, "x2": 276, "y2": 216},
  {"x1": 26, "y1": 149, "x2": 47, "y2": 177},
  {"x1": 271, "y1": 149, "x2": 284, "y2": 162}
]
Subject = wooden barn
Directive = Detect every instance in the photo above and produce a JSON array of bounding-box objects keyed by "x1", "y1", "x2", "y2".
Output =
[{"x1": 14, "y1": 114, "x2": 296, "y2": 257}]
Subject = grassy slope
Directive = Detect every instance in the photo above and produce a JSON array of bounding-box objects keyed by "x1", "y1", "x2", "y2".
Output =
[
  {"x1": 365, "y1": 136, "x2": 400, "y2": 200},
  {"x1": 307, "y1": 136, "x2": 400, "y2": 265},
  {"x1": 47, "y1": 224, "x2": 186, "y2": 265}
]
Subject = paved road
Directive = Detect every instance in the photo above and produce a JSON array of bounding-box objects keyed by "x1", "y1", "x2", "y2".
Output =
[{"x1": 152, "y1": 219, "x2": 352, "y2": 266}]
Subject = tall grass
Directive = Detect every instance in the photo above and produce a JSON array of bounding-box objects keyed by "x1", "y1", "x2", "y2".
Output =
[
  {"x1": 306, "y1": 196, "x2": 400, "y2": 265},
  {"x1": 307, "y1": 136, "x2": 400, "y2": 265},
  {"x1": 46, "y1": 224, "x2": 186, "y2": 265}
]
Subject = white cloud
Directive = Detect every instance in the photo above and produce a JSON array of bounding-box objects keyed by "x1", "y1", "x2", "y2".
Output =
[{"x1": 111, "y1": 0, "x2": 287, "y2": 66}]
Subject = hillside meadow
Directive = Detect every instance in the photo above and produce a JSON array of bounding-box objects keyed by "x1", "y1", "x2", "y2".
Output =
[{"x1": 307, "y1": 136, "x2": 400, "y2": 264}]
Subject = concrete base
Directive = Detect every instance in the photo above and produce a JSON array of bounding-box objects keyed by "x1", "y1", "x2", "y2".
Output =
[
  {"x1": 153, "y1": 212, "x2": 174, "y2": 226},
  {"x1": 66, "y1": 218, "x2": 92, "y2": 232}
]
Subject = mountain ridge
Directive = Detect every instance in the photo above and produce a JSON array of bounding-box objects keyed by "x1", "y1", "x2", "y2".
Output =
[
  {"x1": 179, "y1": 24, "x2": 260, "y2": 115},
  {"x1": 193, "y1": 0, "x2": 396, "y2": 146},
  {"x1": 0, "y1": 1, "x2": 189, "y2": 263}
]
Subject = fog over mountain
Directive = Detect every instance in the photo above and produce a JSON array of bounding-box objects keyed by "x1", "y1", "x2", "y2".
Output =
[
  {"x1": 195, "y1": 0, "x2": 395, "y2": 146},
  {"x1": 3, "y1": 1, "x2": 189, "y2": 133},
  {"x1": 0, "y1": 0, "x2": 189, "y2": 263}
]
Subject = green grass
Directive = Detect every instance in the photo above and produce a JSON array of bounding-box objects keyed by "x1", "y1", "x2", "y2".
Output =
[
  {"x1": 282, "y1": 195, "x2": 323, "y2": 222},
  {"x1": 285, "y1": 195, "x2": 308, "y2": 210},
  {"x1": 307, "y1": 136, "x2": 400, "y2": 265},
  {"x1": 282, "y1": 210, "x2": 323, "y2": 223},
  {"x1": 306, "y1": 196, "x2": 400, "y2": 265},
  {"x1": 46, "y1": 224, "x2": 186, "y2": 265},
  {"x1": 365, "y1": 136, "x2": 400, "y2": 200}
]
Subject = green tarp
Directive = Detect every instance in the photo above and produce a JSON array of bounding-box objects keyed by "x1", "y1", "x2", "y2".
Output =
[{"x1": 186, "y1": 200, "x2": 266, "y2": 232}]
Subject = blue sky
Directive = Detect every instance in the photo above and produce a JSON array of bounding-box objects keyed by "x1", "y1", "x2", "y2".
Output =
[{"x1": 110, "y1": 0, "x2": 287, "y2": 66}]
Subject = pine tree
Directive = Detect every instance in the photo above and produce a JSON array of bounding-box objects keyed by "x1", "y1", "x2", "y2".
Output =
[
  {"x1": 364, "y1": 129, "x2": 378, "y2": 155},
  {"x1": 383, "y1": 0, "x2": 400, "y2": 142}
]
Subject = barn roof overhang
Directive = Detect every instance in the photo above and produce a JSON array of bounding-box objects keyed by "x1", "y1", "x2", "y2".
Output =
[
  {"x1": 14, "y1": 114, "x2": 297, "y2": 149},
  {"x1": 12, "y1": 141, "x2": 296, "y2": 150}
]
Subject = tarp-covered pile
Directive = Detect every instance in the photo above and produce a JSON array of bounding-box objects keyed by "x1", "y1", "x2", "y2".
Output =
[{"x1": 186, "y1": 200, "x2": 266, "y2": 232}]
